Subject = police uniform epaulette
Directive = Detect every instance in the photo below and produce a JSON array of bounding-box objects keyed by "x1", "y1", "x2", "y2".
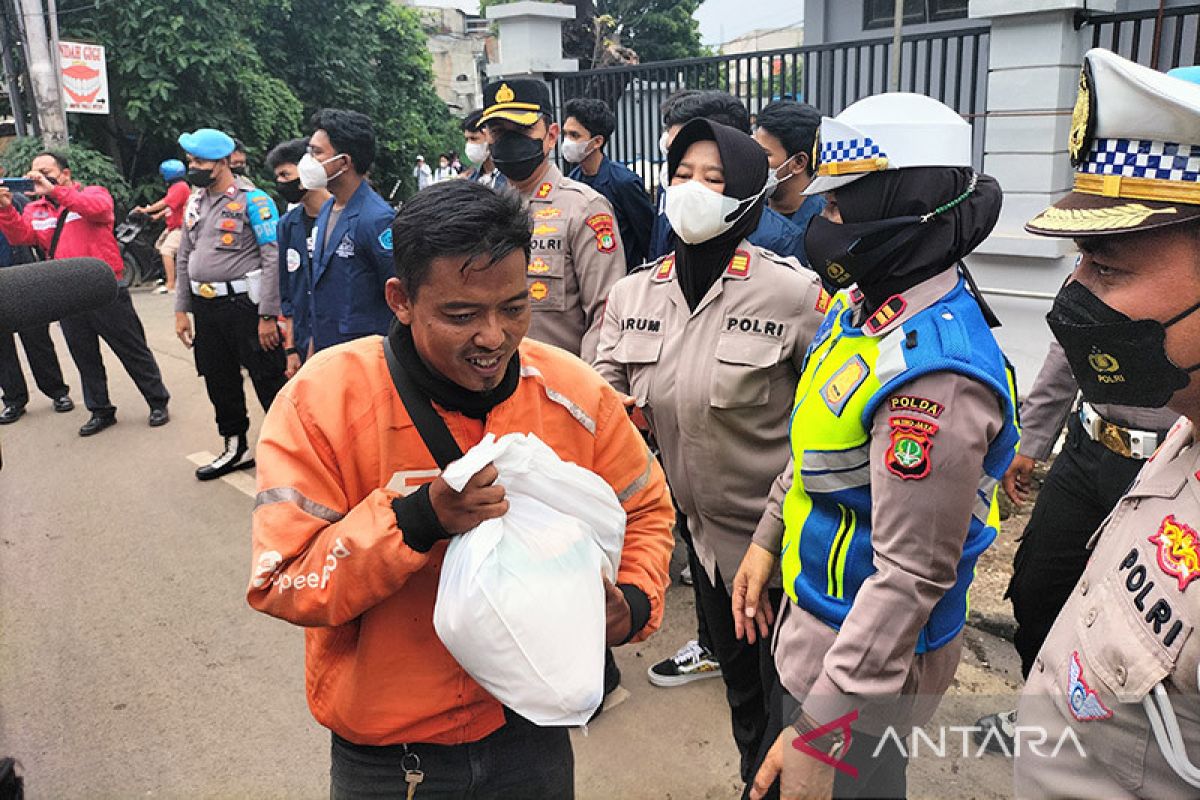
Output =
[
  {"x1": 558, "y1": 174, "x2": 605, "y2": 203},
  {"x1": 630, "y1": 255, "x2": 668, "y2": 275},
  {"x1": 752, "y1": 246, "x2": 800, "y2": 270}
]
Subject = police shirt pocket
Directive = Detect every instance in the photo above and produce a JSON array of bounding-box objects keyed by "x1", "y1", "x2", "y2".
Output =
[
  {"x1": 1071, "y1": 574, "x2": 1174, "y2": 791},
  {"x1": 711, "y1": 335, "x2": 783, "y2": 409},
  {"x1": 612, "y1": 334, "x2": 662, "y2": 404},
  {"x1": 527, "y1": 274, "x2": 567, "y2": 312}
]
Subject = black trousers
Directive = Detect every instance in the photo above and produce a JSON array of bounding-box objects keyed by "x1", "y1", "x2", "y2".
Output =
[
  {"x1": 330, "y1": 708, "x2": 574, "y2": 799},
  {"x1": 191, "y1": 293, "x2": 286, "y2": 438},
  {"x1": 1006, "y1": 412, "x2": 1149, "y2": 677},
  {"x1": 684, "y1": 525, "x2": 782, "y2": 787},
  {"x1": 0, "y1": 323, "x2": 68, "y2": 408},
  {"x1": 58, "y1": 286, "x2": 169, "y2": 416}
]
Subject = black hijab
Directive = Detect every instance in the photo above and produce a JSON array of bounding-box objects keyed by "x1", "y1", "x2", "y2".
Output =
[
  {"x1": 836, "y1": 166, "x2": 1002, "y2": 311},
  {"x1": 667, "y1": 118, "x2": 768, "y2": 310}
]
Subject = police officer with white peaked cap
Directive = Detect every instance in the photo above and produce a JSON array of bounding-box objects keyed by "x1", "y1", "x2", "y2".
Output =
[{"x1": 1013, "y1": 49, "x2": 1200, "y2": 798}]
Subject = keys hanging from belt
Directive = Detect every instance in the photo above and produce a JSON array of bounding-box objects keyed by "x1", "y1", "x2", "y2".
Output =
[{"x1": 402, "y1": 749, "x2": 423, "y2": 799}]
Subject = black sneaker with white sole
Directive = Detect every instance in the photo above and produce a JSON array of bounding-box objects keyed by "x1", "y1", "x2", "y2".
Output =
[
  {"x1": 196, "y1": 435, "x2": 255, "y2": 481},
  {"x1": 647, "y1": 639, "x2": 722, "y2": 687},
  {"x1": 974, "y1": 709, "x2": 1017, "y2": 755}
]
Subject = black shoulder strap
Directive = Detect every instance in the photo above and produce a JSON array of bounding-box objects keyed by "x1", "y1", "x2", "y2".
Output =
[
  {"x1": 383, "y1": 335, "x2": 463, "y2": 469},
  {"x1": 47, "y1": 209, "x2": 69, "y2": 258}
]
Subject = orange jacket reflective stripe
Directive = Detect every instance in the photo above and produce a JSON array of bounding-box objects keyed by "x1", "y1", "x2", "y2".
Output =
[{"x1": 248, "y1": 336, "x2": 674, "y2": 746}]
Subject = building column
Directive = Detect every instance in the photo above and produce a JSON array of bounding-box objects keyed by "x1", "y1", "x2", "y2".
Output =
[
  {"x1": 964, "y1": 0, "x2": 1115, "y2": 386},
  {"x1": 485, "y1": 1, "x2": 578, "y2": 79}
]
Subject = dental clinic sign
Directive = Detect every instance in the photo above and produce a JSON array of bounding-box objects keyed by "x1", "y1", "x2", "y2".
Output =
[{"x1": 58, "y1": 41, "x2": 109, "y2": 115}]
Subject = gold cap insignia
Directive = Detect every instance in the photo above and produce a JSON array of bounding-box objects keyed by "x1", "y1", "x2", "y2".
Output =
[
  {"x1": 1069, "y1": 61, "x2": 1096, "y2": 167},
  {"x1": 496, "y1": 83, "x2": 515, "y2": 103}
]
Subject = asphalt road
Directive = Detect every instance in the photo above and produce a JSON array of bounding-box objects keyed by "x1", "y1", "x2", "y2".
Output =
[{"x1": 0, "y1": 289, "x2": 1023, "y2": 798}]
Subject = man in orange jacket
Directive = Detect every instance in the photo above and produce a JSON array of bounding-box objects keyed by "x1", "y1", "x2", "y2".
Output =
[{"x1": 248, "y1": 179, "x2": 674, "y2": 797}]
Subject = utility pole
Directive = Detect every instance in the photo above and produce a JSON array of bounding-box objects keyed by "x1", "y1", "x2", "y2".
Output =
[
  {"x1": 889, "y1": 0, "x2": 904, "y2": 91},
  {"x1": 17, "y1": 0, "x2": 67, "y2": 146},
  {"x1": 0, "y1": 0, "x2": 29, "y2": 136}
]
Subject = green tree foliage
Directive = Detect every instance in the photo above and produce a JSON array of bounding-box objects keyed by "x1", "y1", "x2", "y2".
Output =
[
  {"x1": 0, "y1": 137, "x2": 132, "y2": 210},
  {"x1": 54, "y1": 0, "x2": 457, "y2": 202}
]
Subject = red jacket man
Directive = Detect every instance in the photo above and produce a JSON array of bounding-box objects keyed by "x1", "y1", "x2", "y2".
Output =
[{"x1": 0, "y1": 152, "x2": 169, "y2": 435}]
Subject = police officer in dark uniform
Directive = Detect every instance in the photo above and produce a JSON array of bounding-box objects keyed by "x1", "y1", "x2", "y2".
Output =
[{"x1": 174, "y1": 128, "x2": 286, "y2": 480}]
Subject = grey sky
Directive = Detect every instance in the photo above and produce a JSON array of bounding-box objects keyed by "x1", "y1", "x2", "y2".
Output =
[
  {"x1": 421, "y1": 0, "x2": 805, "y2": 50},
  {"x1": 695, "y1": 0, "x2": 804, "y2": 47}
]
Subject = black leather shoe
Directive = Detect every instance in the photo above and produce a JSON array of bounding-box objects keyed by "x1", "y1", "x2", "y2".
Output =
[
  {"x1": 148, "y1": 407, "x2": 169, "y2": 427},
  {"x1": 196, "y1": 435, "x2": 254, "y2": 481},
  {"x1": 52, "y1": 395, "x2": 74, "y2": 413},
  {"x1": 0, "y1": 405, "x2": 25, "y2": 424},
  {"x1": 79, "y1": 414, "x2": 116, "y2": 437}
]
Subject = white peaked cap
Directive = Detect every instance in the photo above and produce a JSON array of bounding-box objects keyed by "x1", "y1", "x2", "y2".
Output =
[
  {"x1": 1027, "y1": 48, "x2": 1200, "y2": 238},
  {"x1": 804, "y1": 92, "x2": 972, "y2": 195}
]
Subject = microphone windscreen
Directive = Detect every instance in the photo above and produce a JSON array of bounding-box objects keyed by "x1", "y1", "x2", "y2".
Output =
[{"x1": 0, "y1": 258, "x2": 119, "y2": 331}]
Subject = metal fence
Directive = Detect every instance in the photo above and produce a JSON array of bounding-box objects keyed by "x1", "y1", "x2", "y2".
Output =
[
  {"x1": 1082, "y1": 3, "x2": 1200, "y2": 71},
  {"x1": 546, "y1": 25, "x2": 989, "y2": 196}
]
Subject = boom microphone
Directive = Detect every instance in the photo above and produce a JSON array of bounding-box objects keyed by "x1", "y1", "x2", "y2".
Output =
[{"x1": 0, "y1": 258, "x2": 119, "y2": 331}]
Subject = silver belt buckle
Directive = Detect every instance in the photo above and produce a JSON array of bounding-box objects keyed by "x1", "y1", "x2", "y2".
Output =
[{"x1": 1129, "y1": 431, "x2": 1158, "y2": 460}]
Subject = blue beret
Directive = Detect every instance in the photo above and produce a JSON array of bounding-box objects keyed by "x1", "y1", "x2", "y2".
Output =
[{"x1": 178, "y1": 128, "x2": 235, "y2": 160}]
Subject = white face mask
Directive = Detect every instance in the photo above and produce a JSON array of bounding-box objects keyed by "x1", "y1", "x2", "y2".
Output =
[
  {"x1": 465, "y1": 141, "x2": 489, "y2": 165},
  {"x1": 560, "y1": 137, "x2": 595, "y2": 164},
  {"x1": 765, "y1": 154, "x2": 797, "y2": 199},
  {"x1": 659, "y1": 132, "x2": 671, "y2": 157},
  {"x1": 665, "y1": 179, "x2": 760, "y2": 245},
  {"x1": 298, "y1": 152, "x2": 346, "y2": 190}
]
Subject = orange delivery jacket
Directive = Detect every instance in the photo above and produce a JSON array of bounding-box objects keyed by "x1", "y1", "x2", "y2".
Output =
[{"x1": 247, "y1": 335, "x2": 674, "y2": 746}]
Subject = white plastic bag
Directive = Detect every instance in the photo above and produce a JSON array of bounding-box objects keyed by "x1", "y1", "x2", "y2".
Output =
[{"x1": 433, "y1": 432, "x2": 626, "y2": 726}]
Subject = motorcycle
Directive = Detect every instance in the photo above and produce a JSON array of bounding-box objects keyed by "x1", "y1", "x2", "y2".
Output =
[{"x1": 114, "y1": 209, "x2": 165, "y2": 288}]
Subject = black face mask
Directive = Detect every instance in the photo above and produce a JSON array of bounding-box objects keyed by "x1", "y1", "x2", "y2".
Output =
[
  {"x1": 803, "y1": 213, "x2": 925, "y2": 292},
  {"x1": 1047, "y1": 279, "x2": 1200, "y2": 408},
  {"x1": 186, "y1": 167, "x2": 215, "y2": 188},
  {"x1": 231, "y1": 165, "x2": 246, "y2": 176},
  {"x1": 491, "y1": 131, "x2": 546, "y2": 182},
  {"x1": 276, "y1": 177, "x2": 306, "y2": 204}
]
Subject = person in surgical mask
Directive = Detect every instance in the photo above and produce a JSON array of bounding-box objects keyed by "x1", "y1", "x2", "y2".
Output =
[
  {"x1": 1013, "y1": 50, "x2": 1200, "y2": 800},
  {"x1": 265, "y1": 136, "x2": 331, "y2": 379},
  {"x1": 294, "y1": 108, "x2": 396, "y2": 356},
  {"x1": 593, "y1": 117, "x2": 830, "y2": 793},
  {"x1": 459, "y1": 109, "x2": 506, "y2": 191},
  {"x1": 478, "y1": 78, "x2": 625, "y2": 362},
  {"x1": 647, "y1": 90, "x2": 807, "y2": 266},
  {"x1": 743, "y1": 93, "x2": 1017, "y2": 800},
  {"x1": 753, "y1": 100, "x2": 826, "y2": 267},
  {"x1": 563, "y1": 98, "x2": 655, "y2": 271}
]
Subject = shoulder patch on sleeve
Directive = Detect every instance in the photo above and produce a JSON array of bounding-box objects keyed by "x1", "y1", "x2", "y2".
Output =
[
  {"x1": 585, "y1": 212, "x2": 617, "y2": 253},
  {"x1": 885, "y1": 416, "x2": 938, "y2": 480},
  {"x1": 378, "y1": 228, "x2": 393, "y2": 251}
]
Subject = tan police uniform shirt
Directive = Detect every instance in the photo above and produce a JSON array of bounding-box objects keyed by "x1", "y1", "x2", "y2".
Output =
[
  {"x1": 1015, "y1": 417, "x2": 1200, "y2": 798},
  {"x1": 593, "y1": 244, "x2": 828, "y2": 590},
  {"x1": 1019, "y1": 339, "x2": 1179, "y2": 461},
  {"x1": 752, "y1": 269, "x2": 1009, "y2": 734},
  {"x1": 520, "y1": 163, "x2": 626, "y2": 362},
  {"x1": 175, "y1": 183, "x2": 281, "y2": 315}
]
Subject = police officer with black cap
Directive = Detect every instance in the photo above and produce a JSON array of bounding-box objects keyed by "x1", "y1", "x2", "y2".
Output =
[
  {"x1": 479, "y1": 78, "x2": 626, "y2": 361},
  {"x1": 174, "y1": 127, "x2": 286, "y2": 481}
]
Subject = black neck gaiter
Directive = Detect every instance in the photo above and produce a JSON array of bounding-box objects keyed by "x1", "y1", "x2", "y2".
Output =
[{"x1": 388, "y1": 321, "x2": 520, "y2": 420}]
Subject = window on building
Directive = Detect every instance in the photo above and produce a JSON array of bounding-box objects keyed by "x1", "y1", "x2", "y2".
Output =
[{"x1": 863, "y1": 0, "x2": 969, "y2": 30}]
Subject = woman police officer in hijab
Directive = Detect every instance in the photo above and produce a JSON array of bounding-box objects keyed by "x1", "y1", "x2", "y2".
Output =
[
  {"x1": 593, "y1": 117, "x2": 830, "y2": 792},
  {"x1": 740, "y1": 93, "x2": 1020, "y2": 800}
]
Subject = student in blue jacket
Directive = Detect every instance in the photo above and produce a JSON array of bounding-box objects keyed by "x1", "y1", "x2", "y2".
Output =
[
  {"x1": 294, "y1": 109, "x2": 396, "y2": 354},
  {"x1": 563, "y1": 98, "x2": 655, "y2": 271}
]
